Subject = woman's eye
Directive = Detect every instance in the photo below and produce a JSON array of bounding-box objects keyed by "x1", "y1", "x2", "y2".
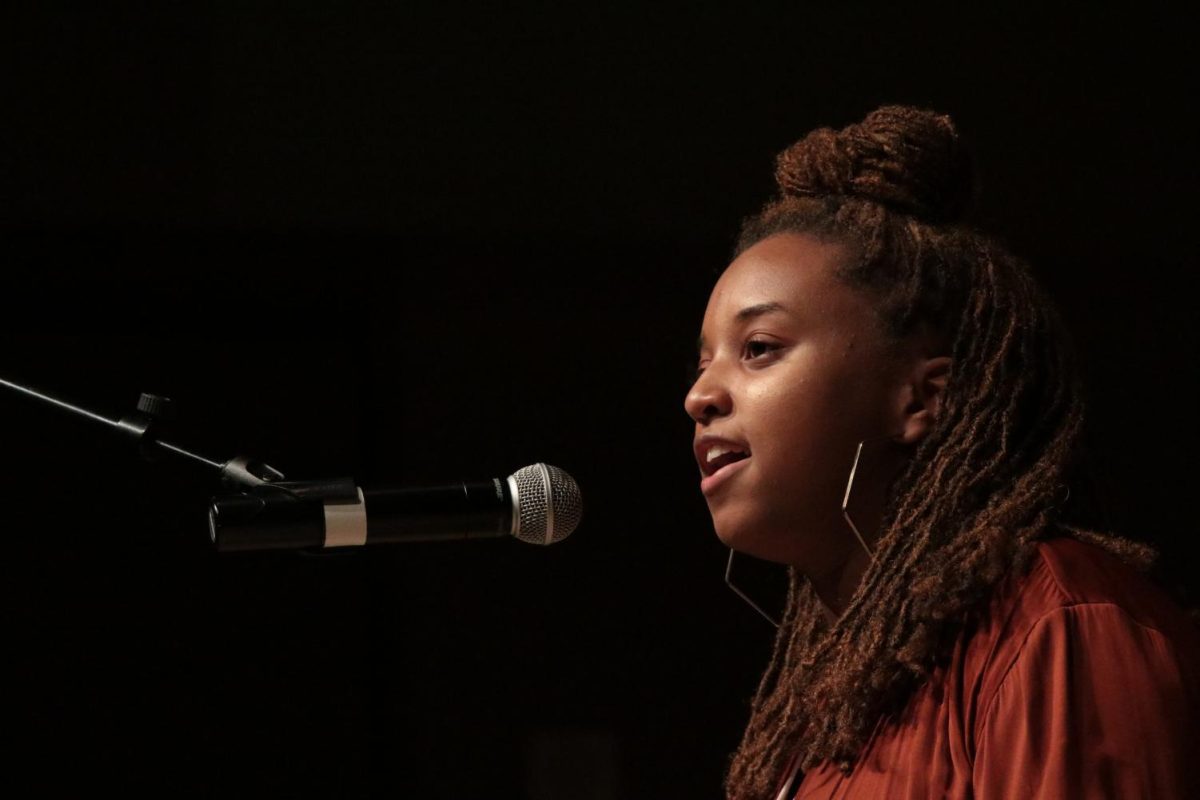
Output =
[{"x1": 744, "y1": 339, "x2": 779, "y2": 360}]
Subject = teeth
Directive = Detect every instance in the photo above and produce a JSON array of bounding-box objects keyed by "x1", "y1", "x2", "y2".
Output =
[{"x1": 705, "y1": 444, "x2": 747, "y2": 464}]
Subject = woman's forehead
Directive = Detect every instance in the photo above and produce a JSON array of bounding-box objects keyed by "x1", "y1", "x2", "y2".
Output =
[{"x1": 704, "y1": 234, "x2": 855, "y2": 324}]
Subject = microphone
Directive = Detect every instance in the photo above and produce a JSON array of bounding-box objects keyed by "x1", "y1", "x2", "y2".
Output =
[{"x1": 208, "y1": 463, "x2": 582, "y2": 553}]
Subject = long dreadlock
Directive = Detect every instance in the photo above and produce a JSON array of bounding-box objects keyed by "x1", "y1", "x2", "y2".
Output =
[{"x1": 722, "y1": 106, "x2": 1154, "y2": 800}]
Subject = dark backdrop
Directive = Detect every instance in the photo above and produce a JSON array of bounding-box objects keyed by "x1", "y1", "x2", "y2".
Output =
[{"x1": 2, "y1": 4, "x2": 1193, "y2": 798}]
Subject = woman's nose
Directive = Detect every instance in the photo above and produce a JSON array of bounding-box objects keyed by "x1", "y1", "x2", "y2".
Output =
[{"x1": 684, "y1": 368, "x2": 732, "y2": 424}]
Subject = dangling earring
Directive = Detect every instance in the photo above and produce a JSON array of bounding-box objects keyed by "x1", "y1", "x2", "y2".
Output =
[
  {"x1": 841, "y1": 439, "x2": 879, "y2": 562},
  {"x1": 724, "y1": 437, "x2": 887, "y2": 627},
  {"x1": 724, "y1": 548, "x2": 782, "y2": 629}
]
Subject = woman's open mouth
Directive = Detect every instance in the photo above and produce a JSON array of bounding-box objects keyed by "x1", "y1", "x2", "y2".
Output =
[{"x1": 696, "y1": 438, "x2": 752, "y2": 496}]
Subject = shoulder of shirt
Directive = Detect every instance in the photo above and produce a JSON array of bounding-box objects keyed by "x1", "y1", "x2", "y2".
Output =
[
  {"x1": 1021, "y1": 537, "x2": 1188, "y2": 635},
  {"x1": 968, "y1": 537, "x2": 1200, "y2": 703},
  {"x1": 967, "y1": 539, "x2": 1200, "y2": 763}
]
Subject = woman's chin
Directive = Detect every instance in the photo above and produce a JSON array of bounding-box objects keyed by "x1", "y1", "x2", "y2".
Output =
[
  {"x1": 710, "y1": 507, "x2": 823, "y2": 566},
  {"x1": 712, "y1": 524, "x2": 740, "y2": 549},
  {"x1": 712, "y1": 517, "x2": 780, "y2": 561}
]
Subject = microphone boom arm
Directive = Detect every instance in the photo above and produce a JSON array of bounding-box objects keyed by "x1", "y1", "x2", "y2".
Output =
[{"x1": 0, "y1": 375, "x2": 286, "y2": 489}]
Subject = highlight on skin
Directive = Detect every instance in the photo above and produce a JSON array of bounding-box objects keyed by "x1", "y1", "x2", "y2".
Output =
[{"x1": 720, "y1": 106, "x2": 1154, "y2": 800}]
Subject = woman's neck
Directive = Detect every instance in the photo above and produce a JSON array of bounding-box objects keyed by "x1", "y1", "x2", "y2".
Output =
[{"x1": 808, "y1": 544, "x2": 873, "y2": 623}]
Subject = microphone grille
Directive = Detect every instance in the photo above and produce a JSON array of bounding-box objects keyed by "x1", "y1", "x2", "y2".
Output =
[{"x1": 508, "y1": 463, "x2": 582, "y2": 545}]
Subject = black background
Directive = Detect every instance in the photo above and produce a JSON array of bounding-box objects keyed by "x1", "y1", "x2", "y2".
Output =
[{"x1": 2, "y1": 4, "x2": 1194, "y2": 797}]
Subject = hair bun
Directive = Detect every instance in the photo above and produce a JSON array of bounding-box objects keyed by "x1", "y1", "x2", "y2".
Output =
[{"x1": 774, "y1": 105, "x2": 974, "y2": 224}]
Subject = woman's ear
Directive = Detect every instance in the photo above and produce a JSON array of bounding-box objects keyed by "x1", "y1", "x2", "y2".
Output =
[{"x1": 895, "y1": 356, "x2": 952, "y2": 446}]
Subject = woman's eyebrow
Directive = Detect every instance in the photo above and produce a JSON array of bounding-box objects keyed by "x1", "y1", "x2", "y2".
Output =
[
  {"x1": 735, "y1": 301, "x2": 788, "y2": 322},
  {"x1": 696, "y1": 302, "x2": 790, "y2": 353}
]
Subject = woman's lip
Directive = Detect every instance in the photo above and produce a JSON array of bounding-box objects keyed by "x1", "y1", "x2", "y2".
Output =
[{"x1": 700, "y1": 456, "x2": 751, "y2": 496}]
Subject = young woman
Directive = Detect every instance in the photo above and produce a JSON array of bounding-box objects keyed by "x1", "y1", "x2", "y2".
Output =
[{"x1": 685, "y1": 106, "x2": 1199, "y2": 799}]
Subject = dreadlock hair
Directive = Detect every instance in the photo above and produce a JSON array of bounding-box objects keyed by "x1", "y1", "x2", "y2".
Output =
[{"x1": 722, "y1": 105, "x2": 1155, "y2": 800}]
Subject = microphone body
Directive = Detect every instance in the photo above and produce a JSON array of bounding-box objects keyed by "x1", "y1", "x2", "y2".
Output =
[{"x1": 208, "y1": 464, "x2": 581, "y2": 553}]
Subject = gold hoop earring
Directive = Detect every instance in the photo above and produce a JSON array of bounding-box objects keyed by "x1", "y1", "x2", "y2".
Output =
[
  {"x1": 841, "y1": 439, "x2": 879, "y2": 562},
  {"x1": 723, "y1": 437, "x2": 890, "y2": 627},
  {"x1": 724, "y1": 548, "x2": 781, "y2": 629}
]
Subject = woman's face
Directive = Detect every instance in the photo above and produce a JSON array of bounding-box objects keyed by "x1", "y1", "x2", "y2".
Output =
[{"x1": 685, "y1": 233, "x2": 910, "y2": 577}]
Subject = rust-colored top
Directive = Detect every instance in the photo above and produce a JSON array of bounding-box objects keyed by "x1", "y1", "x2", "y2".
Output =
[{"x1": 782, "y1": 537, "x2": 1200, "y2": 799}]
